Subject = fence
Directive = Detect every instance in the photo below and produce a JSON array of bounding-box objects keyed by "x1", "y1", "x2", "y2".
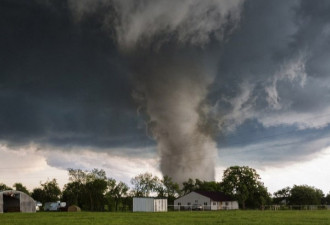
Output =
[
  {"x1": 264, "y1": 205, "x2": 330, "y2": 210},
  {"x1": 168, "y1": 205, "x2": 221, "y2": 211}
]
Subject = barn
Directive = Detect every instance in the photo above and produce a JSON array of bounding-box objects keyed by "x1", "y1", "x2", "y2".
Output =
[
  {"x1": 133, "y1": 197, "x2": 167, "y2": 212},
  {"x1": 0, "y1": 190, "x2": 36, "y2": 213},
  {"x1": 174, "y1": 191, "x2": 239, "y2": 210}
]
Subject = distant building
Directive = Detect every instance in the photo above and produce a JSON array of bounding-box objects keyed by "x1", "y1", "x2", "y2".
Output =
[
  {"x1": 44, "y1": 201, "x2": 67, "y2": 211},
  {"x1": 0, "y1": 190, "x2": 36, "y2": 213},
  {"x1": 174, "y1": 191, "x2": 239, "y2": 210},
  {"x1": 133, "y1": 197, "x2": 167, "y2": 212}
]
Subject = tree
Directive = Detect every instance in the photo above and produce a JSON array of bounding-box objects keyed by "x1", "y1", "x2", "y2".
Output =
[
  {"x1": 220, "y1": 166, "x2": 270, "y2": 209},
  {"x1": 41, "y1": 179, "x2": 61, "y2": 202},
  {"x1": 106, "y1": 178, "x2": 129, "y2": 211},
  {"x1": 65, "y1": 168, "x2": 108, "y2": 211},
  {"x1": 325, "y1": 193, "x2": 330, "y2": 205},
  {"x1": 273, "y1": 187, "x2": 291, "y2": 204},
  {"x1": 0, "y1": 183, "x2": 12, "y2": 191},
  {"x1": 61, "y1": 181, "x2": 82, "y2": 206},
  {"x1": 13, "y1": 183, "x2": 30, "y2": 195},
  {"x1": 182, "y1": 178, "x2": 196, "y2": 195},
  {"x1": 31, "y1": 188, "x2": 45, "y2": 204},
  {"x1": 31, "y1": 179, "x2": 61, "y2": 205},
  {"x1": 131, "y1": 173, "x2": 159, "y2": 197},
  {"x1": 155, "y1": 175, "x2": 180, "y2": 205},
  {"x1": 161, "y1": 175, "x2": 180, "y2": 198},
  {"x1": 194, "y1": 179, "x2": 221, "y2": 192},
  {"x1": 289, "y1": 185, "x2": 324, "y2": 205}
]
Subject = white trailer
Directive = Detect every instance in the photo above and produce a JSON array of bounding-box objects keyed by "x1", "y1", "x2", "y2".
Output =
[{"x1": 133, "y1": 198, "x2": 167, "y2": 212}]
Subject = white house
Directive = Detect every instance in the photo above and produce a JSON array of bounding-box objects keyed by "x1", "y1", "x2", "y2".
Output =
[
  {"x1": 133, "y1": 197, "x2": 167, "y2": 212},
  {"x1": 174, "y1": 191, "x2": 239, "y2": 210}
]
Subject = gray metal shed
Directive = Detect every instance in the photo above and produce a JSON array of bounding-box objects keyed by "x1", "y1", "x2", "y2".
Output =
[{"x1": 0, "y1": 190, "x2": 36, "y2": 213}]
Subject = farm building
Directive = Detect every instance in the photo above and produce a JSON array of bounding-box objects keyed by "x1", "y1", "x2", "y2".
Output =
[
  {"x1": 174, "y1": 191, "x2": 239, "y2": 210},
  {"x1": 0, "y1": 190, "x2": 36, "y2": 213},
  {"x1": 133, "y1": 197, "x2": 167, "y2": 212}
]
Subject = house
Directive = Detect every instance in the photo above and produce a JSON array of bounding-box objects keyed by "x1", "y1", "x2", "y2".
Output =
[
  {"x1": 174, "y1": 191, "x2": 239, "y2": 210},
  {"x1": 0, "y1": 190, "x2": 36, "y2": 213},
  {"x1": 133, "y1": 197, "x2": 167, "y2": 212}
]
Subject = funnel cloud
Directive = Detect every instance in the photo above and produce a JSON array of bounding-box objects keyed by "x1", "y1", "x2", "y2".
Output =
[{"x1": 108, "y1": 0, "x2": 243, "y2": 183}]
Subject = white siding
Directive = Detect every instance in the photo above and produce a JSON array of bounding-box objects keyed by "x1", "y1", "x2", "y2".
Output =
[
  {"x1": 174, "y1": 192, "x2": 239, "y2": 211},
  {"x1": 154, "y1": 199, "x2": 167, "y2": 212},
  {"x1": 133, "y1": 198, "x2": 168, "y2": 212},
  {"x1": 211, "y1": 201, "x2": 218, "y2": 210},
  {"x1": 217, "y1": 201, "x2": 239, "y2": 210},
  {"x1": 174, "y1": 192, "x2": 210, "y2": 210}
]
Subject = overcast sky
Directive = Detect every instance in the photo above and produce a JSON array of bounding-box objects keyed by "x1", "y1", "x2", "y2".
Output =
[{"x1": 1, "y1": 0, "x2": 330, "y2": 194}]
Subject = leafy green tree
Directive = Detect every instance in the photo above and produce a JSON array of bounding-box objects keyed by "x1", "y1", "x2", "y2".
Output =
[
  {"x1": 0, "y1": 183, "x2": 12, "y2": 191},
  {"x1": 220, "y1": 166, "x2": 270, "y2": 209},
  {"x1": 31, "y1": 179, "x2": 61, "y2": 204},
  {"x1": 85, "y1": 177, "x2": 107, "y2": 211},
  {"x1": 13, "y1": 183, "x2": 30, "y2": 195},
  {"x1": 65, "y1": 168, "x2": 108, "y2": 211},
  {"x1": 155, "y1": 175, "x2": 180, "y2": 205},
  {"x1": 325, "y1": 193, "x2": 330, "y2": 205},
  {"x1": 273, "y1": 187, "x2": 291, "y2": 204},
  {"x1": 131, "y1": 173, "x2": 159, "y2": 197},
  {"x1": 61, "y1": 181, "x2": 82, "y2": 206},
  {"x1": 41, "y1": 179, "x2": 61, "y2": 202},
  {"x1": 195, "y1": 179, "x2": 221, "y2": 192},
  {"x1": 289, "y1": 185, "x2": 324, "y2": 205},
  {"x1": 106, "y1": 178, "x2": 129, "y2": 211},
  {"x1": 161, "y1": 175, "x2": 180, "y2": 197},
  {"x1": 181, "y1": 178, "x2": 221, "y2": 195},
  {"x1": 182, "y1": 178, "x2": 196, "y2": 195},
  {"x1": 31, "y1": 188, "x2": 45, "y2": 204}
]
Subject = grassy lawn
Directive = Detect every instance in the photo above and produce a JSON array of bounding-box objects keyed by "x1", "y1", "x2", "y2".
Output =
[{"x1": 1, "y1": 211, "x2": 330, "y2": 225}]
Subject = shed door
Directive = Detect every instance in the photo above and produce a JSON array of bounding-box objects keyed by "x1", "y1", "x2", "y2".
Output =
[{"x1": 3, "y1": 193, "x2": 20, "y2": 212}]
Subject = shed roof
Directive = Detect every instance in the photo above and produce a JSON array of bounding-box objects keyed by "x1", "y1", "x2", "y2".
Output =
[{"x1": 194, "y1": 191, "x2": 234, "y2": 201}]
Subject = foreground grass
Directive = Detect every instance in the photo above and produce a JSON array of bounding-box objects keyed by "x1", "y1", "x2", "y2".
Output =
[{"x1": 1, "y1": 210, "x2": 330, "y2": 225}]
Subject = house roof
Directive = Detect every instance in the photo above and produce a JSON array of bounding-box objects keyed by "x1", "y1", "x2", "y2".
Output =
[{"x1": 194, "y1": 190, "x2": 234, "y2": 201}]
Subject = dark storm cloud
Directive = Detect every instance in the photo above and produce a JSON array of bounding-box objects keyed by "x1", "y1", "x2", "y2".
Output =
[
  {"x1": 0, "y1": 0, "x2": 152, "y2": 151},
  {"x1": 1, "y1": 0, "x2": 330, "y2": 170},
  {"x1": 213, "y1": 0, "x2": 330, "y2": 165}
]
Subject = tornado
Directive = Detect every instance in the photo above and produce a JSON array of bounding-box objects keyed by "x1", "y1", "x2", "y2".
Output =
[
  {"x1": 131, "y1": 53, "x2": 218, "y2": 183},
  {"x1": 68, "y1": 0, "x2": 244, "y2": 184}
]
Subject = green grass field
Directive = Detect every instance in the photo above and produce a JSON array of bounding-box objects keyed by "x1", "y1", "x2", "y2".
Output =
[{"x1": 1, "y1": 211, "x2": 330, "y2": 225}]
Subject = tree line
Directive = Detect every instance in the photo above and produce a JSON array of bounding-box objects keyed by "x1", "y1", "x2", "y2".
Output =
[{"x1": 1, "y1": 166, "x2": 330, "y2": 211}]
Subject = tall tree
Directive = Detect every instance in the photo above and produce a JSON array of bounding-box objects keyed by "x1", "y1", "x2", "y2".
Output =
[
  {"x1": 31, "y1": 179, "x2": 61, "y2": 205},
  {"x1": 182, "y1": 178, "x2": 196, "y2": 195},
  {"x1": 31, "y1": 188, "x2": 45, "y2": 204},
  {"x1": 161, "y1": 175, "x2": 180, "y2": 198},
  {"x1": 13, "y1": 183, "x2": 30, "y2": 195},
  {"x1": 220, "y1": 166, "x2": 270, "y2": 209},
  {"x1": 41, "y1": 179, "x2": 61, "y2": 202},
  {"x1": 273, "y1": 187, "x2": 291, "y2": 204},
  {"x1": 154, "y1": 175, "x2": 180, "y2": 205},
  {"x1": 61, "y1": 181, "x2": 82, "y2": 206},
  {"x1": 325, "y1": 193, "x2": 330, "y2": 205},
  {"x1": 106, "y1": 178, "x2": 129, "y2": 211},
  {"x1": 289, "y1": 185, "x2": 324, "y2": 205},
  {"x1": 131, "y1": 173, "x2": 159, "y2": 197},
  {"x1": 0, "y1": 183, "x2": 12, "y2": 191},
  {"x1": 65, "y1": 168, "x2": 107, "y2": 211},
  {"x1": 195, "y1": 179, "x2": 221, "y2": 192}
]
